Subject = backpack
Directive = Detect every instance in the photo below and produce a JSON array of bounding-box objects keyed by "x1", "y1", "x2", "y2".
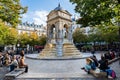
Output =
[
  {"x1": 91, "y1": 62, "x2": 96, "y2": 70},
  {"x1": 111, "y1": 70, "x2": 116, "y2": 79}
]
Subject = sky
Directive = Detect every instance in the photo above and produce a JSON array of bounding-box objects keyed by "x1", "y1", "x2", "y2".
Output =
[{"x1": 20, "y1": 0, "x2": 78, "y2": 26}]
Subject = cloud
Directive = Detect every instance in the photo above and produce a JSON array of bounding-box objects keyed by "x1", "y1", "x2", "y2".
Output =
[
  {"x1": 21, "y1": 10, "x2": 49, "y2": 26},
  {"x1": 33, "y1": 10, "x2": 49, "y2": 25},
  {"x1": 22, "y1": 14, "x2": 28, "y2": 18}
]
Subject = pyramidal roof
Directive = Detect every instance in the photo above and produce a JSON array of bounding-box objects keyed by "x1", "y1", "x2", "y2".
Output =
[
  {"x1": 54, "y1": 3, "x2": 63, "y2": 11},
  {"x1": 53, "y1": 3, "x2": 71, "y2": 16}
]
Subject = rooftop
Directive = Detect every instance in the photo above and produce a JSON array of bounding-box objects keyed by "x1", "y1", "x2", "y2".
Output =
[{"x1": 54, "y1": 3, "x2": 63, "y2": 11}]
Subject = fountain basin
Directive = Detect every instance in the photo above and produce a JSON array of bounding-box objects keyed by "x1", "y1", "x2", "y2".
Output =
[{"x1": 25, "y1": 53, "x2": 92, "y2": 60}]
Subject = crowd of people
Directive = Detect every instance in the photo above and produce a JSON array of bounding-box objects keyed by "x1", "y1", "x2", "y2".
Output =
[
  {"x1": 0, "y1": 50, "x2": 28, "y2": 73},
  {"x1": 81, "y1": 50, "x2": 118, "y2": 79}
]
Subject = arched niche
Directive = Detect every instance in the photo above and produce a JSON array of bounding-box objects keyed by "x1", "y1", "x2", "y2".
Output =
[
  {"x1": 50, "y1": 24, "x2": 56, "y2": 39},
  {"x1": 63, "y1": 24, "x2": 69, "y2": 38}
]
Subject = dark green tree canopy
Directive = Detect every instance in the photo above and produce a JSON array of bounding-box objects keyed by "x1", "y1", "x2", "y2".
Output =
[
  {"x1": 70, "y1": 0, "x2": 120, "y2": 27},
  {"x1": 0, "y1": 0, "x2": 27, "y2": 27}
]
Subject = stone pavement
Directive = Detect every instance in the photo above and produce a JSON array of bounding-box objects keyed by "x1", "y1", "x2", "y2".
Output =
[
  {"x1": 16, "y1": 52, "x2": 120, "y2": 80},
  {"x1": 1, "y1": 52, "x2": 120, "y2": 80},
  {"x1": 0, "y1": 66, "x2": 9, "y2": 80},
  {"x1": 16, "y1": 61, "x2": 120, "y2": 80}
]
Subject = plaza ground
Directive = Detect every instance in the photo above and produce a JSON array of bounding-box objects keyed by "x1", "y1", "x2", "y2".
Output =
[{"x1": 0, "y1": 52, "x2": 120, "y2": 80}]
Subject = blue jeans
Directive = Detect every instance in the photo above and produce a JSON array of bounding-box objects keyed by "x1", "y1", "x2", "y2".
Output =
[
  {"x1": 85, "y1": 64, "x2": 91, "y2": 72},
  {"x1": 10, "y1": 64, "x2": 17, "y2": 72}
]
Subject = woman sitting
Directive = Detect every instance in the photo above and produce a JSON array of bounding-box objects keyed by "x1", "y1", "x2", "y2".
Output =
[
  {"x1": 9, "y1": 55, "x2": 18, "y2": 72},
  {"x1": 98, "y1": 55, "x2": 109, "y2": 71},
  {"x1": 19, "y1": 50, "x2": 28, "y2": 73},
  {"x1": 81, "y1": 58, "x2": 96, "y2": 74}
]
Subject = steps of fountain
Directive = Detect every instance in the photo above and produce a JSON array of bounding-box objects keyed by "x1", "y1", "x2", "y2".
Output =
[
  {"x1": 39, "y1": 39, "x2": 82, "y2": 58},
  {"x1": 41, "y1": 47, "x2": 79, "y2": 52},
  {"x1": 40, "y1": 51, "x2": 81, "y2": 57},
  {"x1": 41, "y1": 50, "x2": 80, "y2": 53},
  {"x1": 42, "y1": 47, "x2": 78, "y2": 51},
  {"x1": 51, "y1": 39, "x2": 72, "y2": 44}
]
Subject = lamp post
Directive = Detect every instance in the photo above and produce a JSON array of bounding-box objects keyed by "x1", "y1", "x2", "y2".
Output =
[
  {"x1": 17, "y1": 43, "x2": 20, "y2": 54},
  {"x1": 27, "y1": 44, "x2": 29, "y2": 54}
]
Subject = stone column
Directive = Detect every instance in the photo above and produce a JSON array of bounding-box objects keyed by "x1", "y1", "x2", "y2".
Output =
[
  {"x1": 50, "y1": 29, "x2": 53, "y2": 42},
  {"x1": 47, "y1": 26, "x2": 50, "y2": 43},
  {"x1": 55, "y1": 22, "x2": 63, "y2": 57},
  {"x1": 69, "y1": 27, "x2": 73, "y2": 42},
  {"x1": 68, "y1": 27, "x2": 70, "y2": 41},
  {"x1": 48, "y1": 27, "x2": 52, "y2": 43}
]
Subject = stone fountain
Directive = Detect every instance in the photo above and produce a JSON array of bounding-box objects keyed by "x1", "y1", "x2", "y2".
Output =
[
  {"x1": 25, "y1": 4, "x2": 88, "y2": 60},
  {"x1": 38, "y1": 4, "x2": 82, "y2": 59}
]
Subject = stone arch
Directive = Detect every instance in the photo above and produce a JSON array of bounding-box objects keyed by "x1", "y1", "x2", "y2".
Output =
[
  {"x1": 50, "y1": 24, "x2": 56, "y2": 39},
  {"x1": 63, "y1": 24, "x2": 69, "y2": 38}
]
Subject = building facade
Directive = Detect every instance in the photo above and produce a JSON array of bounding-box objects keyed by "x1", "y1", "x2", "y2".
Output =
[{"x1": 17, "y1": 22, "x2": 46, "y2": 36}]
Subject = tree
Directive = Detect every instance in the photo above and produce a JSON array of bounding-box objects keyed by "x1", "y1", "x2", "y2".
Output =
[
  {"x1": 5, "y1": 28, "x2": 18, "y2": 45},
  {"x1": 88, "y1": 25, "x2": 119, "y2": 50},
  {"x1": 72, "y1": 28, "x2": 88, "y2": 43},
  {"x1": 88, "y1": 25, "x2": 118, "y2": 42},
  {"x1": 30, "y1": 32, "x2": 39, "y2": 40},
  {"x1": 70, "y1": 0, "x2": 120, "y2": 27},
  {"x1": 99, "y1": 25, "x2": 119, "y2": 43},
  {"x1": 29, "y1": 31, "x2": 39, "y2": 46},
  {"x1": 19, "y1": 33, "x2": 30, "y2": 47},
  {"x1": 88, "y1": 27, "x2": 104, "y2": 43},
  {"x1": 39, "y1": 34, "x2": 47, "y2": 46},
  {"x1": 0, "y1": 19, "x2": 9, "y2": 45},
  {"x1": 0, "y1": 0, "x2": 27, "y2": 27}
]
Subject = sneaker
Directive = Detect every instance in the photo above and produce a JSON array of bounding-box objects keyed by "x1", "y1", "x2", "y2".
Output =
[
  {"x1": 108, "y1": 75, "x2": 113, "y2": 79},
  {"x1": 87, "y1": 71, "x2": 90, "y2": 74},
  {"x1": 81, "y1": 67, "x2": 85, "y2": 70}
]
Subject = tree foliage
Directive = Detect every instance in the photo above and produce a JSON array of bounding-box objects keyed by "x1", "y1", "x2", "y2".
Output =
[
  {"x1": 98, "y1": 25, "x2": 119, "y2": 43},
  {"x1": 0, "y1": 19, "x2": 18, "y2": 45},
  {"x1": 0, "y1": 19, "x2": 9, "y2": 45},
  {"x1": 19, "y1": 33, "x2": 30, "y2": 47},
  {"x1": 39, "y1": 34, "x2": 47, "y2": 46},
  {"x1": 72, "y1": 28, "x2": 88, "y2": 43},
  {"x1": 30, "y1": 32, "x2": 39, "y2": 40},
  {"x1": 88, "y1": 25, "x2": 119, "y2": 43},
  {"x1": 5, "y1": 28, "x2": 18, "y2": 45},
  {"x1": 70, "y1": 0, "x2": 120, "y2": 27},
  {"x1": 0, "y1": 0, "x2": 27, "y2": 27}
]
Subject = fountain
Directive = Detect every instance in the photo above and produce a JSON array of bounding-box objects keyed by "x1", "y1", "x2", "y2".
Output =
[{"x1": 26, "y1": 4, "x2": 90, "y2": 60}]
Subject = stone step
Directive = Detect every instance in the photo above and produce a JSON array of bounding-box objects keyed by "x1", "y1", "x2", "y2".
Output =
[
  {"x1": 65, "y1": 48, "x2": 78, "y2": 50},
  {"x1": 63, "y1": 51, "x2": 80, "y2": 53},
  {"x1": 42, "y1": 48, "x2": 79, "y2": 51},
  {"x1": 39, "y1": 39, "x2": 82, "y2": 58},
  {"x1": 51, "y1": 39, "x2": 72, "y2": 44},
  {"x1": 41, "y1": 49, "x2": 80, "y2": 54},
  {"x1": 15, "y1": 78, "x2": 105, "y2": 80},
  {"x1": 16, "y1": 73, "x2": 96, "y2": 79},
  {"x1": 42, "y1": 49, "x2": 79, "y2": 51}
]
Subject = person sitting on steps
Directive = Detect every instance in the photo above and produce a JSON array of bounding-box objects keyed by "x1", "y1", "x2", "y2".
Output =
[
  {"x1": 9, "y1": 55, "x2": 18, "y2": 72},
  {"x1": 19, "y1": 50, "x2": 28, "y2": 73},
  {"x1": 81, "y1": 58, "x2": 96, "y2": 74}
]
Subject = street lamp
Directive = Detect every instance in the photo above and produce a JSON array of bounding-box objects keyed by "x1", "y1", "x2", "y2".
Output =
[
  {"x1": 27, "y1": 44, "x2": 29, "y2": 54},
  {"x1": 17, "y1": 43, "x2": 20, "y2": 54}
]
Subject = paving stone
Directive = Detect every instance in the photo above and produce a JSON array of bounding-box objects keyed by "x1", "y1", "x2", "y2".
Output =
[{"x1": 1, "y1": 52, "x2": 120, "y2": 80}]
